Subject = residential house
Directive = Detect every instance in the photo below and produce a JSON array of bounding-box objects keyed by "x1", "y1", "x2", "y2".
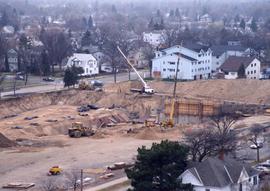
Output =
[
  {"x1": 219, "y1": 56, "x2": 261, "y2": 79},
  {"x1": 6, "y1": 49, "x2": 18, "y2": 72},
  {"x1": 211, "y1": 44, "x2": 253, "y2": 71},
  {"x1": 128, "y1": 49, "x2": 149, "y2": 69},
  {"x1": 143, "y1": 31, "x2": 165, "y2": 47},
  {"x1": 180, "y1": 157, "x2": 260, "y2": 191},
  {"x1": 66, "y1": 53, "x2": 99, "y2": 76},
  {"x1": 152, "y1": 44, "x2": 212, "y2": 80}
]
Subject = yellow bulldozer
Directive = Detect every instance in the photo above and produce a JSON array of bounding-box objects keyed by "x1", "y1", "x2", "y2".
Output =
[
  {"x1": 68, "y1": 122, "x2": 95, "y2": 138},
  {"x1": 78, "y1": 80, "x2": 95, "y2": 90},
  {"x1": 48, "y1": 166, "x2": 62, "y2": 176}
]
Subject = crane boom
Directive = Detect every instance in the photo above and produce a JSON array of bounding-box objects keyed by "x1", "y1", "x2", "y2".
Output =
[{"x1": 117, "y1": 46, "x2": 149, "y2": 89}]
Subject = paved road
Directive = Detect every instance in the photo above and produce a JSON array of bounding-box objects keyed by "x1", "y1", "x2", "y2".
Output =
[{"x1": 1, "y1": 70, "x2": 149, "y2": 97}]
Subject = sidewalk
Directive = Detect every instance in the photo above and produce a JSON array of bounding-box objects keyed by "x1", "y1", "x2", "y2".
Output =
[{"x1": 84, "y1": 177, "x2": 129, "y2": 191}]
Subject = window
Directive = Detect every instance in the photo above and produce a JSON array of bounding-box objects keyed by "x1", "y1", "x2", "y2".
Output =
[
  {"x1": 86, "y1": 68, "x2": 88, "y2": 73},
  {"x1": 206, "y1": 189, "x2": 210, "y2": 191},
  {"x1": 248, "y1": 71, "x2": 250, "y2": 74},
  {"x1": 251, "y1": 64, "x2": 253, "y2": 67},
  {"x1": 163, "y1": 69, "x2": 166, "y2": 71},
  {"x1": 254, "y1": 70, "x2": 256, "y2": 73},
  {"x1": 251, "y1": 71, "x2": 253, "y2": 74},
  {"x1": 254, "y1": 63, "x2": 256, "y2": 66},
  {"x1": 253, "y1": 176, "x2": 258, "y2": 185},
  {"x1": 169, "y1": 62, "x2": 175, "y2": 65}
]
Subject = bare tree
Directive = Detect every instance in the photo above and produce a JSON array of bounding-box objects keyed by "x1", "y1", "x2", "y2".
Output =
[
  {"x1": 40, "y1": 30, "x2": 72, "y2": 75},
  {"x1": 99, "y1": 23, "x2": 136, "y2": 83},
  {"x1": 141, "y1": 44, "x2": 155, "y2": 78},
  {"x1": 66, "y1": 170, "x2": 80, "y2": 191},
  {"x1": 184, "y1": 113, "x2": 240, "y2": 162},
  {"x1": 184, "y1": 127, "x2": 216, "y2": 162},
  {"x1": 41, "y1": 178, "x2": 59, "y2": 191},
  {"x1": 249, "y1": 124, "x2": 265, "y2": 162}
]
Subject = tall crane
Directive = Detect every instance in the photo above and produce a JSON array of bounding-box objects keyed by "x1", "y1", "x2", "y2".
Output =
[
  {"x1": 162, "y1": 54, "x2": 181, "y2": 128},
  {"x1": 117, "y1": 46, "x2": 154, "y2": 94}
]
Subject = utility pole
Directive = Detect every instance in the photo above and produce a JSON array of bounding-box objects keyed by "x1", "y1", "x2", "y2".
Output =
[
  {"x1": 80, "y1": 169, "x2": 83, "y2": 191},
  {"x1": 173, "y1": 56, "x2": 180, "y2": 98}
]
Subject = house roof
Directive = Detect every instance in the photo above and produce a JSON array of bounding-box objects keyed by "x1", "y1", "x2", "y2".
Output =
[
  {"x1": 186, "y1": 157, "x2": 259, "y2": 187},
  {"x1": 211, "y1": 45, "x2": 248, "y2": 56},
  {"x1": 72, "y1": 53, "x2": 96, "y2": 61},
  {"x1": 220, "y1": 56, "x2": 256, "y2": 72}
]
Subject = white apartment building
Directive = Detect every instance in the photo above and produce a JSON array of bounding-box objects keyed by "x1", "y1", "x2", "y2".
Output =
[{"x1": 152, "y1": 45, "x2": 212, "y2": 80}]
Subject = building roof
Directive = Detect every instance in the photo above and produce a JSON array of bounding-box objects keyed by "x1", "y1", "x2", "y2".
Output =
[
  {"x1": 211, "y1": 45, "x2": 248, "y2": 56},
  {"x1": 220, "y1": 56, "x2": 256, "y2": 72},
  {"x1": 173, "y1": 53, "x2": 197, "y2": 61},
  {"x1": 72, "y1": 53, "x2": 96, "y2": 61},
  {"x1": 184, "y1": 43, "x2": 209, "y2": 53},
  {"x1": 186, "y1": 157, "x2": 259, "y2": 187}
]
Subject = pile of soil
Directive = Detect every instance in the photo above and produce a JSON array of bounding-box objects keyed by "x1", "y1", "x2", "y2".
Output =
[
  {"x1": 150, "y1": 79, "x2": 270, "y2": 104},
  {"x1": 135, "y1": 128, "x2": 161, "y2": 140},
  {"x1": 0, "y1": 133, "x2": 16, "y2": 148}
]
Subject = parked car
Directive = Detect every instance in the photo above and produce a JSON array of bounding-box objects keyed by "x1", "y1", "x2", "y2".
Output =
[
  {"x1": 90, "y1": 80, "x2": 103, "y2": 87},
  {"x1": 16, "y1": 72, "x2": 25, "y2": 80},
  {"x1": 43, "y1": 77, "x2": 55, "y2": 82},
  {"x1": 250, "y1": 142, "x2": 263, "y2": 149}
]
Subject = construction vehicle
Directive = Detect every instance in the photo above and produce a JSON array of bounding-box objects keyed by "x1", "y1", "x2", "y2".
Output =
[
  {"x1": 79, "y1": 80, "x2": 95, "y2": 90},
  {"x1": 161, "y1": 55, "x2": 181, "y2": 128},
  {"x1": 68, "y1": 122, "x2": 95, "y2": 138},
  {"x1": 48, "y1": 166, "x2": 62, "y2": 176},
  {"x1": 117, "y1": 46, "x2": 154, "y2": 94}
]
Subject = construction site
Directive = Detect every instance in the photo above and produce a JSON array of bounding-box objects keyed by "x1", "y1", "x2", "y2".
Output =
[{"x1": 1, "y1": 78, "x2": 270, "y2": 190}]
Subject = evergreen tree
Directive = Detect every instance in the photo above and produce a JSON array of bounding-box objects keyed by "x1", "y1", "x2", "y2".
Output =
[
  {"x1": 240, "y1": 19, "x2": 246, "y2": 30},
  {"x1": 41, "y1": 50, "x2": 50, "y2": 76},
  {"x1": 81, "y1": 30, "x2": 92, "y2": 47},
  {"x1": 126, "y1": 140, "x2": 193, "y2": 191},
  {"x1": 175, "y1": 8, "x2": 180, "y2": 17},
  {"x1": 1, "y1": 11, "x2": 8, "y2": 26},
  {"x1": 111, "y1": 4, "x2": 117, "y2": 13},
  {"x1": 63, "y1": 67, "x2": 74, "y2": 88},
  {"x1": 238, "y1": 64, "x2": 246, "y2": 78},
  {"x1": 169, "y1": 9, "x2": 174, "y2": 17},
  {"x1": 234, "y1": 14, "x2": 240, "y2": 23},
  {"x1": 63, "y1": 65, "x2": 84, "y2": 88},
  {"x1": 160, "y1": 17, "x2": 165, "y2": 30},
  {"x1": 156, "y1": 9, "x2": 161, "y2": 17},
  {"x1": 251, "y1": 18, "x2": 258, "y2": 32},
  {"x1": 4, "y1": 53, "x2": 9, "y2": 72},
  {"x1": 88, "y1": 16, "x2": 93, "y2": 29},
  {"x1": 148, "y1": 17, "x2": 154, "y2": 29}
]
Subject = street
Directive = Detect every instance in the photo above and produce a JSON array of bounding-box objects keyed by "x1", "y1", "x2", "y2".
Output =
[{"x1": 1, "y1": 70, "x2": 149, "y2": 97}]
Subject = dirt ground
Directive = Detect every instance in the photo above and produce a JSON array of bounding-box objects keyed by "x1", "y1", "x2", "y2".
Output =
[{"x1": 1, "y1": 80, "x2": 270, "y2": 190}]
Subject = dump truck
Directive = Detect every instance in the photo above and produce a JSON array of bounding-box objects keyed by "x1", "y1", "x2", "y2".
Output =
[{"x1": 68, "y1": 122, "x2": 95, "y2": 138}]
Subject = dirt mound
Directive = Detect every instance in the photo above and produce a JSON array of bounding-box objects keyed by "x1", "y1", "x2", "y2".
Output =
[
  {"x1": 134, "y1": 128, "x2": 161, "y2": 140},
  {"x1": 150, "y1": 79, "x2": 270, "y2": 104},
  {"x1": 0, "y1": 133, "x2": 16, "y2": 148}
]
